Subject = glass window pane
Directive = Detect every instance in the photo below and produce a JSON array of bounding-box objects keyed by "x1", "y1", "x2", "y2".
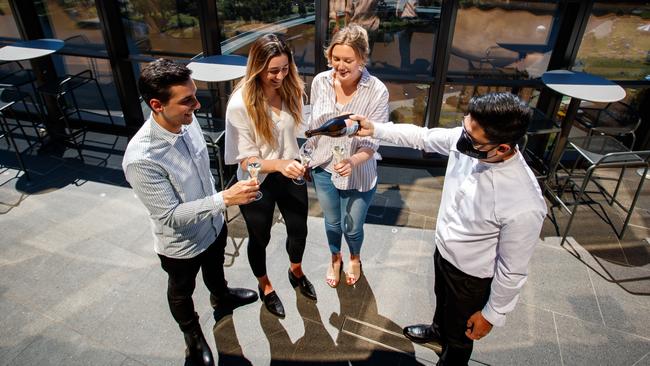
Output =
[
  {"x1": 0, "y1": 0, "x2": 20, "y2": 40},
  {"x1": 440, "y1": 85, "x2": 525, "y2": 128},
  {"x1": 120, "y1": 0, "x2": 202, "y2": 57},
  {"x1": 574, "y1": 2, "x2": 650, "y2": 81},
  {"x1": 328, "y1": 0, "x2": 440, "y2": 77},
  {"x1": 449, "y1": 0, "x2": 559, "y2": 79},
  {"x1": 217, "y1": 1, "x2": 316, "y2": 71},
  {"x1": 387, "y1": 81, "x2": 429, "y2": 127},
  {"x1": 40, "y1": 0, "x2": 105, "y2": 47}
]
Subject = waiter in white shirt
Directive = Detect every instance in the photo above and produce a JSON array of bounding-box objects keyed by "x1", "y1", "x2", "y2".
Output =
[{"x1": 351, "y1": 92, "x2": 546, "y2": 366}]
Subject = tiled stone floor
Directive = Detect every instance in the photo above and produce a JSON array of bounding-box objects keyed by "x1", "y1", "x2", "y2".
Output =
[{"x1": 0, "y1": 132, "x2": 649, "y2": 365}]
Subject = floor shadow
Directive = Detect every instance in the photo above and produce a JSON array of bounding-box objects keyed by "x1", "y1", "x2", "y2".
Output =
[
  {"x1": 331, "y1": 275, "x2": 425, "y2": 365},
  {"x1": 256, "y1": 274, "x2": 426, "y2": 365},
  {"x1": 212, "y1": 309, "x2": 254, "y2": 366},
  {"x1": 259, "y1": 296, "x2": 347, "y2": 365}
]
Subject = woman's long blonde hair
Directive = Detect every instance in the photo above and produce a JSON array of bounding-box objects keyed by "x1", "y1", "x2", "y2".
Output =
[{"x1": 234, "y1": 34, "x2": 304, "y2": 149}]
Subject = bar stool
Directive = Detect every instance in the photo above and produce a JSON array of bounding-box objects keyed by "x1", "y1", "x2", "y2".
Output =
[
  {"x1": 521, "y1": 107, "x2": 561, "y2": 179},
  {"x1": 38, "y1": 69, "x2": 115, "y2": 162},
  {"x1": 575, "y1": 101, "x2": 641, "y2": 148},
  {"x1": 0, "y1": 61, "x2": 40, "y2": 111},
  {"x1": 554, "y1": 134, "x2": 650, "y2": 245},
  {"x1": 0, "y1": 84, "x2": 45, "y2": 180}
]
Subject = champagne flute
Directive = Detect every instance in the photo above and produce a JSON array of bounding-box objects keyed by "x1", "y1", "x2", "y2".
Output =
[
  {"x1": 247, "y1": 157, "x2": 263, "y2": 201},
  {"x1": 331, "y1": 144, "x2": 346, "y2": 178},
  {"x1": 293, "y1": 139, "x2": 315, "y2": 185}
]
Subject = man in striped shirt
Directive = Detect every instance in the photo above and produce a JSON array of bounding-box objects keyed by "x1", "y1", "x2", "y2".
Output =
[{"x1": 122, "y1": 59, "x2": 259, "y2": 366}]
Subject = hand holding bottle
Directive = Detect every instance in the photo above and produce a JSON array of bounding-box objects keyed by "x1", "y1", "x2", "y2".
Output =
[
  {"x1": 348, "y1": 114, "x2": 374, "y2": 137},
  {"x1": 305, "y1": 113, "x2": 358, "y2": 138}
]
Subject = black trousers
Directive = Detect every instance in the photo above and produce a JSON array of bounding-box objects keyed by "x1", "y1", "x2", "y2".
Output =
[
  {"x1": 432, "y1": 250, "x2": 492, "y2": 366},
  {"x1": 158, "y1": 226, "x2": 229, "y2": 332},
  {"x1": 239, "y1": 172, "x2": 308, "y2": 278}
]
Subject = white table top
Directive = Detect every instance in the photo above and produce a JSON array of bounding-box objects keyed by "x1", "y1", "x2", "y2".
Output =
[
  {"x1": 0, "y1": 38, "x2": 64, "y2": 62},
  {"x1": 187, "y1": 55, "x2": 247, "y2": 82},
  {"x1": 541, "y1": 70, "x2": 625, "y2": 103}
]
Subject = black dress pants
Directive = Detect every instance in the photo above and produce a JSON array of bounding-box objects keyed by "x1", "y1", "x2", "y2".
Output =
[
  {"x1": 158, "y1": 226, "x2": 229, "y2": 332},
  {"x1": 239, "y1": 172, "x2": 308, "y2": 278},
  {"x1": 433, "y1": 249, "x2": 493, "y2": 366}
]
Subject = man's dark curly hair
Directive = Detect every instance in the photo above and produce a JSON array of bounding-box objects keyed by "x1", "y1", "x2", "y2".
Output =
[
  {"x1": 138, "y1": 58, "x2": 192, "y2": 106},
  {"x1": 468, "y1": 92, "x2": 532, "y2": 146}
]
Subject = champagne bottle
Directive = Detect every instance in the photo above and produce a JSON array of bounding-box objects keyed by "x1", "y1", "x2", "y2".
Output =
[{"x1": 305, "y1": 114, "x2": 358, "y2": 138}]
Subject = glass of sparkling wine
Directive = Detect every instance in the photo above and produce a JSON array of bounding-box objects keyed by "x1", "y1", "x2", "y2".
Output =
[
  {"x1": 247, "y1": 157, "x2": 263, "y2": 201},
  {"x1": 331, "y1": 145, "x2": 346, "y2": 178},
  {"x1": 293, "y1": 139, "x2": 314, "y2": 185}
]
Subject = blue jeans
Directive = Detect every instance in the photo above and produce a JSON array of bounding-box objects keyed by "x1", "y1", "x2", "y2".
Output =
[{"x1": 312, "y1": 167, "x2": 376, "y2": 255}]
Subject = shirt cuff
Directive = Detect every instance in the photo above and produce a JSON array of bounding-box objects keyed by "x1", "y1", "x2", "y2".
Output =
[
  {"x1": 212, "y1": 192, "x2": 227, "y2": 214},
  {"x1": 373, "y1": 122, "x2": 391, "y2": 140},
  {"x1": 481, "y1": 302, "x2": 506, "y2": 327}
]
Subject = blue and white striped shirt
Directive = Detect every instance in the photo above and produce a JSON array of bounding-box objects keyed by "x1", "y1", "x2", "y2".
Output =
[
  {"x1": 122, "y1": 113, "x2": 226, "y2": 259},
  {"x1": 308, "y1": 68, "x2": 389, "y2": 192}
]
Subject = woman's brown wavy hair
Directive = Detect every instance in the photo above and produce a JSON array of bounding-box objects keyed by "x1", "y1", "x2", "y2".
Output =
[{"x1": 233, "y1": 34, "x2": 304, "y2": 149}]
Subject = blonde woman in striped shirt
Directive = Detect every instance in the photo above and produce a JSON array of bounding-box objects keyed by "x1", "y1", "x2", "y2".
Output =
[{"x1": 308, "y1": 24, "x2": 389, "y2": 287}]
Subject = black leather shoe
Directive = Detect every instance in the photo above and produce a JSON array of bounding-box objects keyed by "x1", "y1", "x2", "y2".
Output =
[
  {"x1": 183, "y1": 327, "x2": 215, "y2": 366},
  {"x1": 403, "y1": 324, "x2": 442, "y2": 345},
  {"x1": 258, "y1": 286, "x2": 285, "y2": 318},
  {"x1": 210, "y1": 287, "x2": 258, "y2": 310},
  {"x1": 288, "y1": 270, "x2": 317, "y2": 300}
]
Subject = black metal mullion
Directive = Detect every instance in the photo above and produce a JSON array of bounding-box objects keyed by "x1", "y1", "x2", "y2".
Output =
[
  {"x1": 198, "y1": 0, "x2": 221, "y2": 56},
  {"x1": 427, "y1": 0, "x2": 458, "y2": 128},
  {"x1": 95, "y1": 0, "x2": 143, "y2": 134},
  {"x1": 314, "y1": 0, "x2": 329, "y2": 74},
  {"x1": 198, "y1": 0, "x2": 226, "y2": 130},
  {"x1": 537, "y1": 0, "x2": 593, "y2": 117}
]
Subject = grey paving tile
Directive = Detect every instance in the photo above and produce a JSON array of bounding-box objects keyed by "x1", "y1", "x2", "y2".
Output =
[
  {"x1": 545, "y1": 236, "x2": 650, "y2": 308},
  {"x1": 555, "y1": 312, "x2": 650, "y2": 366},
  {"x1": 0, "y1": 298, "x2": 43, "y2": 365},
  {"x1": 520, "y1": 239, "x2": 604, "y2": 324},
  {"x1": 360, "y1": 266, "x2": 435, "y2": 327},
  {"x1": 89, "y1": 266, "x2": 183, "y2": 366},
  {"x1": 472, "y1": 303, "x2": 561, "y2": 366},
  {"x1": 120, "y1": 357, "x2": 147, "y2": 366},
  {"x1": 588, "y1": 263, "x2": 650, "y2": 339},
  {"x1": 0, "y1": 299, "x2": 127, "y2": 366}
]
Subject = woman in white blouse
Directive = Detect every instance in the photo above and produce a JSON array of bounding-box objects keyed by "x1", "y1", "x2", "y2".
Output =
[
  {"x1": 309, "y1": 24, "x2": 389, "y2": 287},
  {"x1": 225, "y1": 34, "x2": 315, "y2": 318}
]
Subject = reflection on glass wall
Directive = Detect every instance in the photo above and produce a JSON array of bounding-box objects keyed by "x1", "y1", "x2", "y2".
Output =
[
  {"x1": 438, "y1": 84, "x2": 538, "y2": 128},
  {"x1": 41, "y1": 0, "x2": 104, "y2": 45},
  {"x1": 0, "y1": 0, "x2": 20, "y2": 40},
  {"x1": 120, "y1": 0, "x2": 201, "y2": 57},
  {"x1": 574, "y1": 2, "x2": 650, "y2": 81},
  {"x1": 386, "y1": 81, "x2": 429, "y2": 127},
  {"x1": 449, "y1": 0, "x2": 559, "y2": 79},
  {"x1": 328, "y1": 0, "x2": 439, "y2": 77},
  {"x1": 217, "y1": 0, "x2": 316, "y2": 71},
  {"x1": 38, "y1": 1, "x2": 114, "y2": 82}
]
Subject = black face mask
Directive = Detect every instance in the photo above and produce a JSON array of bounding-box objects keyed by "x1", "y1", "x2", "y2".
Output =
[{"x1": 456, "y1": 128, "x2": 495, "y2": 159}]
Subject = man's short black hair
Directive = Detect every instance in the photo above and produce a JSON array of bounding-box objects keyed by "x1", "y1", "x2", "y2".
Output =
[
  {"x1": 138, "y1": 58, "x2": 192, "y2": 106},
  {"x1": 468, "y1": 92, "x2": 532, "y2": 146}
]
